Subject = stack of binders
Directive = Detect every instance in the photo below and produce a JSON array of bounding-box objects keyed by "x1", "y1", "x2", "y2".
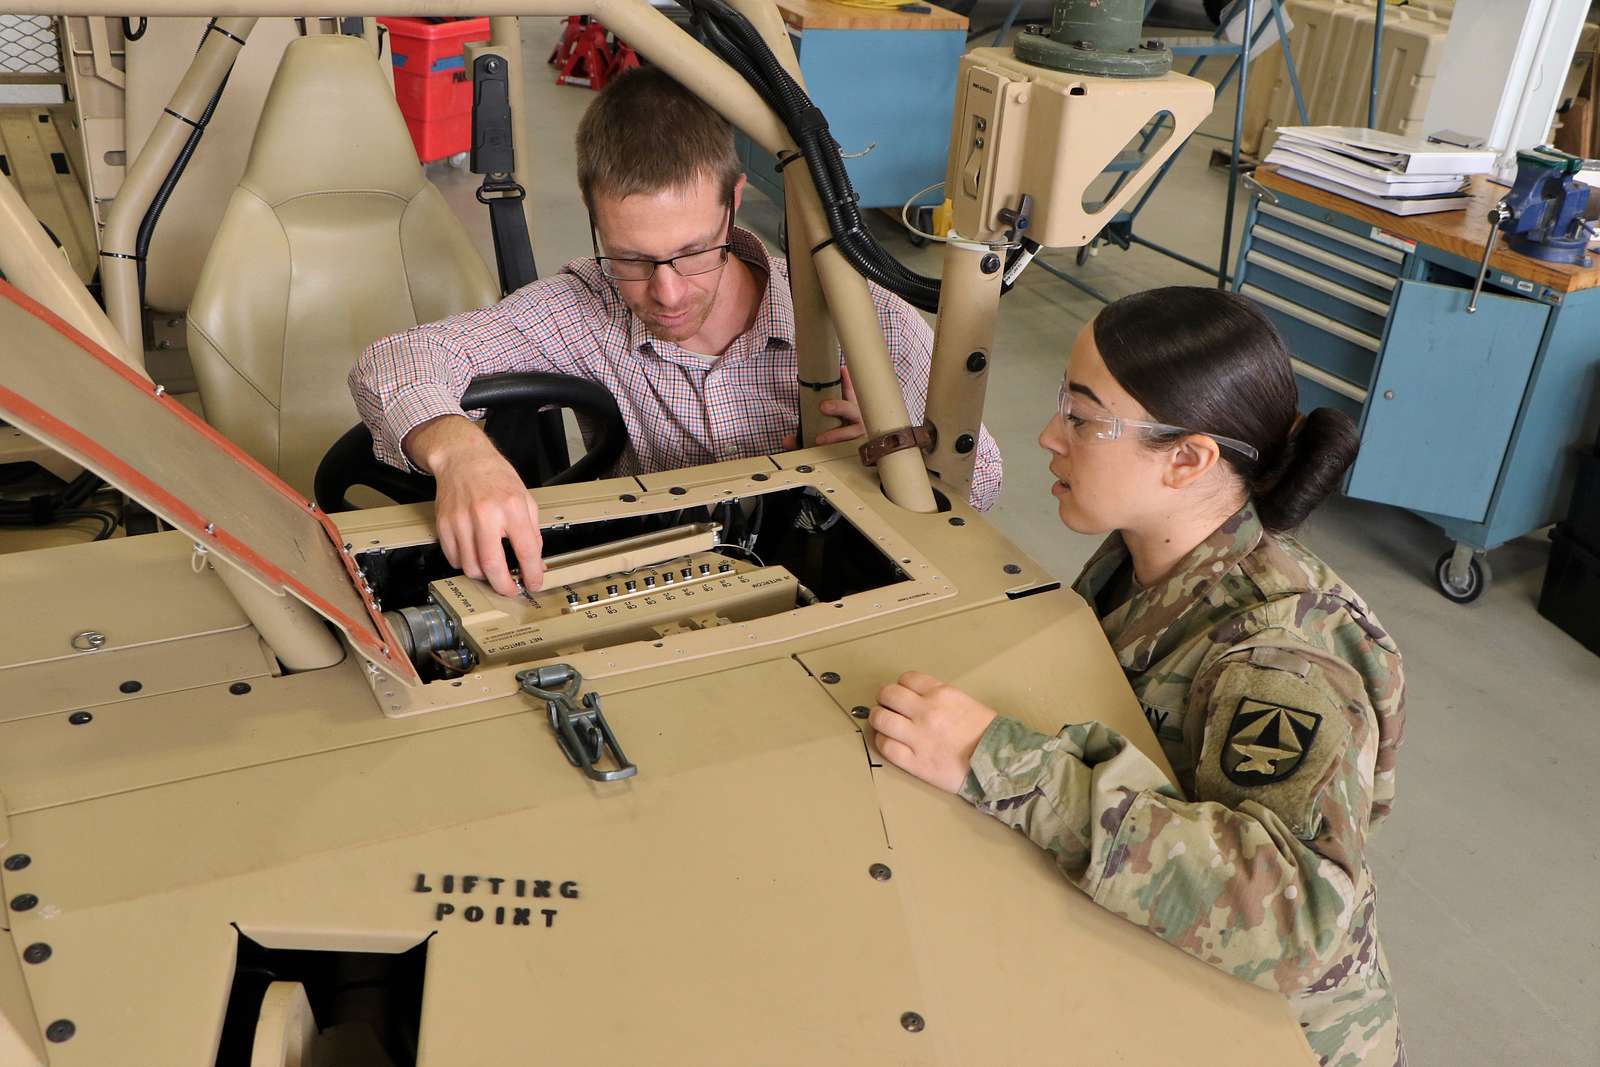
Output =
[{"x1": 1264, "y1": 126, "x2": 1497, "y2": 216}]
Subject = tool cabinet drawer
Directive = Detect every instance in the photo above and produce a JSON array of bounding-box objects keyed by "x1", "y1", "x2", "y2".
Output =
[
  {"x1": 1236, "y1": 196, "x2": 1400, "y2": 415},
  {"x1": 1253, "y1": 201, "x2": 1405, "y2": 278},
  {"x1": 1245, "y1": 228, "x2": 1397, "y2": 307},
  {"x1": 1243, "y1": 254, "x2": 1388, "y2": 336},
  {"x1": 1240, "y1": 285, "x2": 1375, "y2": 410}
]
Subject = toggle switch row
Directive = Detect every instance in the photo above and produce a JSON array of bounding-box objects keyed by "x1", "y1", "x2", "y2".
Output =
[{"x1": 561, "y1": 558, "x2": 735, "y2": 609}]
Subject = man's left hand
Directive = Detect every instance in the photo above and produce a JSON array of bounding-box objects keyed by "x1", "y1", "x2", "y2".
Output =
[
  {"x1": 869, "y1": 671, "x2": 998, "y2": 794},
  {"x1": 814, "y1": 366, "x2": 864, "y2": 445},
  {"x1": 781, "y1": 366, "x2": 866, "y2": 450}
]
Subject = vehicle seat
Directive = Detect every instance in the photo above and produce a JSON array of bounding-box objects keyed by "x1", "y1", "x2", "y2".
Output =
[
  {"x1": 124, "y1": 17, "x2": 312, "y2": 315},
  {"x1": 186, "y1": 33, "x2": 497, "y2": 497}
]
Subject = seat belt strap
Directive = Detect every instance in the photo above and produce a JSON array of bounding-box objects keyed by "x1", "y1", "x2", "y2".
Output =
[{"x1": 471, "y1": 53, "x2": 539, "y2": 293}]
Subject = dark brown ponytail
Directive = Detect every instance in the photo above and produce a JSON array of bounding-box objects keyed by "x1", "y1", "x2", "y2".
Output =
[{"x1": 1091, "y1": 287, "x2": 1360, "y2": 532}]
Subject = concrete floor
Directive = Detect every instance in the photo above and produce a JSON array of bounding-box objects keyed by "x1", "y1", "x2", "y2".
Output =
[{"x1": 429, "y1": 21, "x2": 1600, "y2": 1065}]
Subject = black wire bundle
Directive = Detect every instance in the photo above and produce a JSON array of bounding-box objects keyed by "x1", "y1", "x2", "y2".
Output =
[
  {"x1": 0, "y1": 468, "x2": 117, "y2": 540},
  {"x1": 45, "y1": 508, "x2": 119, "y2": 540},
  {"x1": 686, "y1": 0, "x2": 947, "y2": 311}
]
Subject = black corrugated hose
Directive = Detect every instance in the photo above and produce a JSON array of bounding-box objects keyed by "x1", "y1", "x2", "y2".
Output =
[{"x1": 687, "y1": 0, "x2": 951, "y2": 311}]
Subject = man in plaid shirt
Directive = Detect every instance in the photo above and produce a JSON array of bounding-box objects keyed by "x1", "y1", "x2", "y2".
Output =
[{"x1": 352, "y1": 67, "x2": 1002, "y2": 598}]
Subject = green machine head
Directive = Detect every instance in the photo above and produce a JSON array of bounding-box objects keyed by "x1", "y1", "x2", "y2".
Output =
[{"x1": 1014, "y1": 0, "x2": 1173, "y2": 77}]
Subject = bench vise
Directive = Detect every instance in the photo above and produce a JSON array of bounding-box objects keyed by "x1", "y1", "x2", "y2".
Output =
[{"x1": 1499, "y1": 146, "x2": 1597, "y2": 265}]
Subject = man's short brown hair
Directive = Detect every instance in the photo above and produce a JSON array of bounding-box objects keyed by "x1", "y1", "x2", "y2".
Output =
[{"x1": 575, "y1": 66, "x2": 743, "y2": 208}]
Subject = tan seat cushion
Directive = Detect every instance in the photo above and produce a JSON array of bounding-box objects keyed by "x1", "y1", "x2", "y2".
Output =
[{"x1": 187, "y1": 33, "x2": 498, "y2": 497}]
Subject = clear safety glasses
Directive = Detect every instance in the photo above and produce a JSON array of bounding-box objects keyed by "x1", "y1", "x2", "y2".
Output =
[
  {"x1": 591, "y1": 201, "x2": 735, "y2": 282},
  {"x1": 1056, "y1": 381, "x2": 1260, "y2": 463}
]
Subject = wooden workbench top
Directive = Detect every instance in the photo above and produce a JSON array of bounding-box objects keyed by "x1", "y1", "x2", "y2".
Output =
[
  {"x1": 1256, "y1": 165, "x2": 1600, "y2": 294},
  {"x1": 776, "y1": 0, "x2": 968, "y2": 32}
]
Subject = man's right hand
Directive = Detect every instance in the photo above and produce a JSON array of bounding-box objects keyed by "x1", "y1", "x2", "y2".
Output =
[{"x1": 404, "y1": 415, "x2": 544, "y2": 597}]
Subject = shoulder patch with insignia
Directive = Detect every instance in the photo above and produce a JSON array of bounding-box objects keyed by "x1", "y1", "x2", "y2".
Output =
[
  {"x1": 1221, "y1": 697, "x2": 1321, "y2": 786},
  {"x1": 1195, "y1": 656, "x2": 1356, "y2": 840}
]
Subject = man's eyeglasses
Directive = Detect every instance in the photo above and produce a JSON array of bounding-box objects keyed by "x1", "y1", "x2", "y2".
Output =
[
  {"x1": 1057, "y1": 382, "x2": 1260, "y2": 463},
  {"x1": 591, "y1": 201, "x2": 735, "y2": 282}
]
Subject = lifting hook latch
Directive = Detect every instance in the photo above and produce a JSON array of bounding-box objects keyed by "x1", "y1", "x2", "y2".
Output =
[{"x1": 517, "y1": 664, "x2": 638, "y2": 782}]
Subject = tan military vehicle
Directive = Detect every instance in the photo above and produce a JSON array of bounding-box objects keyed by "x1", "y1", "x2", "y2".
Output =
[{"x1": 0, "y1": 2, "x2": 1316, "y2": 1062}]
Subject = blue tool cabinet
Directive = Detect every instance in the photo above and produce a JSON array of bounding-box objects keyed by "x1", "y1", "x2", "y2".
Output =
[
  {"x1": 1235, "y1": 168, "x2": 1600, "y2": 602},
  {"x1": 733, "y1": 0, "x2": 967, "y2": 213}
]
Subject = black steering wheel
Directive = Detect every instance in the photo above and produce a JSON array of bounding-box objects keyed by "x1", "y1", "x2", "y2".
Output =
[{"x1": 314, "y1": 372, "x2": 628, "y2": 513}]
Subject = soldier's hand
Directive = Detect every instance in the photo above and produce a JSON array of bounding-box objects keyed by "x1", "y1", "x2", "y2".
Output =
[
  {"x1": 410, "y1": 416, "x2": 544, "y2": 597},
  {"x1": 870, "y1": 671, "x2": 997, "y2": 794}
]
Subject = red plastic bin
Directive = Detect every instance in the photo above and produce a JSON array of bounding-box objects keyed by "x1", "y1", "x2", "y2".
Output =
[{"x1": 378, "y1": 16, "x2": 491, "y2": 162}]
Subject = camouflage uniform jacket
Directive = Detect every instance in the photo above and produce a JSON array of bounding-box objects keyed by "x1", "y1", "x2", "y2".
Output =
[{"x1": 959, "y1": 504, "x2": 1406, "y2": 1066}]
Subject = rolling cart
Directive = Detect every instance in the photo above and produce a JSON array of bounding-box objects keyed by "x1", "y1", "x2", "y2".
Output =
[
  {"x1": 1234, "y1": 166, "x2": 1600, "y2": 602},
  {"x1": 378, "y1": 16, "x2": 491, "y2": 167}
]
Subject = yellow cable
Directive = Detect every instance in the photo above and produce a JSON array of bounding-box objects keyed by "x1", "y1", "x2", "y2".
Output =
[{"x1": 829, "y1": 0, "x2": 924, "y2": 11}]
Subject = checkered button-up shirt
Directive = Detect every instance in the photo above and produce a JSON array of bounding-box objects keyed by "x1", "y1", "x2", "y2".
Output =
[{"x1": 352, "y1": 227, "x2": 1002, "y2": 509}]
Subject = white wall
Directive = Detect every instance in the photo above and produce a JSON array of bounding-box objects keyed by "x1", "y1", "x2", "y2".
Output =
[{"x1": 1422, "y1": 0, "x2": 1590, "y2": 179}]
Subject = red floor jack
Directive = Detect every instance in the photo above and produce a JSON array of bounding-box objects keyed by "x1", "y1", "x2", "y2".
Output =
[{"x1": 549, "y1": 16, "x2": 640, "y2": 90}]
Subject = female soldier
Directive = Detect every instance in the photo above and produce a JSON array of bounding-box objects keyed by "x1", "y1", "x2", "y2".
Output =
[{"x1": 870, "y1": 287, "x2": 1405, "y2": 1067}]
